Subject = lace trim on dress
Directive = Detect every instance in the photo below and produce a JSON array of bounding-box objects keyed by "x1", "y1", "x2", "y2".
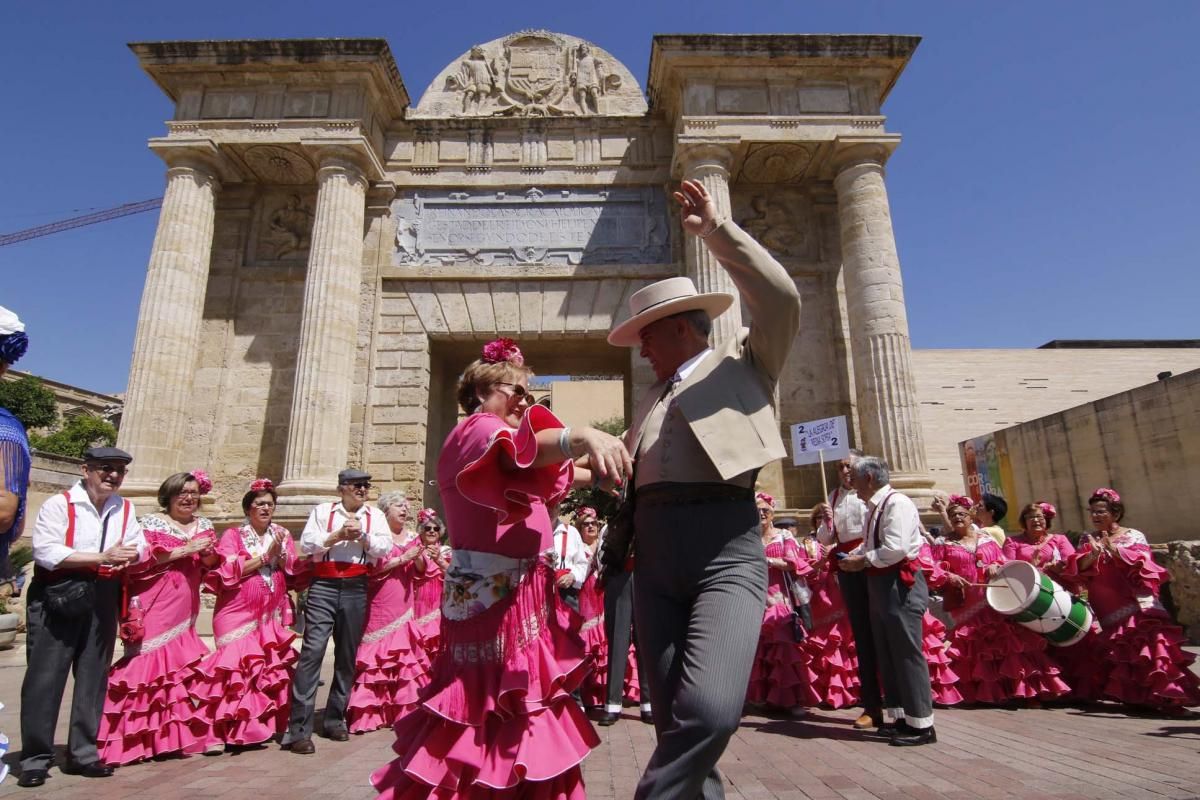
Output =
[
  {"x1": 238, "y1": 522, "x2": 287, "y2": 591},
  {"x1": 361, "y1": 608, "x2": 415, "y2": 644},
  {"x1": 214, "y1": 609, "x2": 284, "y2": 648},
  {"x1": 416, "y1": 608, "x2": 442, "y2": 628},
  {"x1": 449, "y1": 605, "x2": 546, "y2": 666},
  {"x1": 127, "y1": 614, "x2": 198, "y2": 656},
  {"x1": 579, "y1": 616, "x2": 603, "y2": 634}
]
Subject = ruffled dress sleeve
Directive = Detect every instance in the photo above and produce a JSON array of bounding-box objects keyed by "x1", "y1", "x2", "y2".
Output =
[
  {"x1": 1110, "y1": 529, "x2": 1168, "y2": 595},
  {"x1": 781, "y1": 536, "x2": 814, "y2": 578},
  {"x1": 204, "y1": 528, "x2": 249, "y2": 592},
  {"x1": 455, "y1": 405, "x2": 573, "y2": 524},
  {"x1": 915, "y1": 541, "x2": 948, "y2": 587}
]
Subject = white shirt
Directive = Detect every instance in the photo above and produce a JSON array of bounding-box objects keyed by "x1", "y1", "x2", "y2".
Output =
[
  {"x1": 815, "y1": 485, "x2": 868, "y2": 546},
  {"x1": 301, "y1": 501, "x2": 392, "y2": 563},
  {"x1": 552, "y1": 522, "x2": 590, "y2": 589},
  {"x1": 32, "y1": 481, "x2": 145, "y2": 570},
  {"x1": 858, "y1": 484, "x2": 923, "y2": 568},
  {"x1": 674, "y1": 348, "x2": 713, "y2": 383}
]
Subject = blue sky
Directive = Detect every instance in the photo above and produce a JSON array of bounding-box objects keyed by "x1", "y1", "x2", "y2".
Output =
[{"x1": 2, "y1": 0, "x2": 1198, "y2": 393}]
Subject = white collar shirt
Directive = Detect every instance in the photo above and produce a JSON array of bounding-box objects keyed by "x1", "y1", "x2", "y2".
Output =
[
  {"x1": 32, "y1": 481, "x2": 145, "y2": 570},
  {"x1": 300, "y1": 501, "x2": 393, "y2": 563},
  {"x1": 815, "y1": 485, "x2": 868, "y2": 546},
  {"x1": 552, "y1": 523, "x2": 590, "y2": 588},
  {"x1": 860, "y1": 484, "x2": 923, "y2": 568},
  {"x1": 674, "y1": 347, "x2": 713, "y2": 384}
]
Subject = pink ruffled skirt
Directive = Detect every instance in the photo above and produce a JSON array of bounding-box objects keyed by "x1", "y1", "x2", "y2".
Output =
[{"x1": 348, "y1": 612, "x2": 432, "y2": 733}]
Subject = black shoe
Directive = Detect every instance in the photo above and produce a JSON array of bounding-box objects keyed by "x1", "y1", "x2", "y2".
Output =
[
  {"x1": 640, "y1": 709, "x2": 654, "y2": 724},
  {"x1": 890, "y1": 725, "x2": 937, "y2": 747},
  {"x1": 60, "y1": 762, "x2": 115, "y2": 778},
  {"x1": 17, "y1": 769, "x2": 48, "y2": 788},
  {"x1": 325, "y1": 727, "x2": 349, "y2": 742},
  {"x1": 286, "y1": 738, "x2": 316, "y2": 755},
  {"x1": 875, "y1": 720, "x2": 903, "y2": 737},
  {"x1": 595, "y1": 710, "x2": 621, "y2": 726}
]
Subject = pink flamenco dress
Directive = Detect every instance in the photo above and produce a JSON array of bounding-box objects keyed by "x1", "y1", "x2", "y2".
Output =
[
  {"x1": 796, "y1": 538, "x2": 860, "y2": 709},
  {"x1": 346, "y1": 543, "x2": 432, "y2": 733},
  {"x1": 928, "y1": 536, "x2": 1070, "y2": 704},
  {"x1": 194, "y1": 523, "x2": 299, "y2": 745},
  {"x1": 97, "y1": 515, "x2": 217, "y2": 764},
  {"x1": 1062, "y1": 529, "x2": 1200, "y2": 710},
  {"x1": 575, "y1": 557, "x2": 609, "y2": 709},
  {"x1": 411, "y1": 542, "x2": 451, "y2": 664},
  {"x1": 747, "y1": 532, "x2": 818, "y2": 710},
  {"x1": 370, "y1": 405, "x2": 598, "y2": 799}
]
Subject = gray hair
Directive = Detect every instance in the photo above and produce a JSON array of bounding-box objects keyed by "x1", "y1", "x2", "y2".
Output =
[
  {"x1": 377, "y1": 490, "x2": 411, "y2": 514},
  {"x1": 851, "y1": 456, "x2": 890, "y2": 488},
  {"x1": 847, "y1": 448, "x2": 864, "y2": 460},
  {"x1": 673, "y1": 308, "x2": 712, "y2": 340}
]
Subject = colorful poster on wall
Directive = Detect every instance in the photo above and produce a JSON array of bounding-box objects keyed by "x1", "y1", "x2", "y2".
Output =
[{"x1": 960, "y1": 430, "x2": 1019, "y2": 531}]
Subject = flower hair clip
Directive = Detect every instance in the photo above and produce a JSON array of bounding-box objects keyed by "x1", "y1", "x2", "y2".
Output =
[
  {"x1": 250, "y1": 478, "x2": 274, "y2": 493},
  {"x1": 575, "y1": 506, "x2": 597, "y2": 521},
  {"x1": 948, "y1": 494, "x2": 974, "y2": 509},
  {"x1": 417, "y1": 507, "x2": 438, "y2": 525},
  {"x1": 191, "y1": 469, "x2": 213, "y2": 496},
  {"x1": 1037, "y1": 501, "x2": 1057, "y2": 520},
  {"x1": 755, "y1": 492, "x2": 776, "y2": 509},
  {"x1": 481, "y1": 338, "x2": 524, "y2": 366},
  {"x1": 1092, "y1": 488, "x2": 1121, "y2": 504}
]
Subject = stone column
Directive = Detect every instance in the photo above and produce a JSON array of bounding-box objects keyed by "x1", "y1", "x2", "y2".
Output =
[
  {"x1": 276, "y1": 153, "x2": 368, "y2": 512},
  {"x1": 834, "y1": 145, "x2": 933, "y2": 492},
  {"x1": 681, "y1": 145, "x2": 742, "y2": 345},
  {"x1": 117, "y1": 159, "x2": 219, "y2": 499}
]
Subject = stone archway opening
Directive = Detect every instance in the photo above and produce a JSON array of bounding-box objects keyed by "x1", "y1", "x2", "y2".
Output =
[{"x1": 423, "y1": 336, "x2": 632, "y2": 508}]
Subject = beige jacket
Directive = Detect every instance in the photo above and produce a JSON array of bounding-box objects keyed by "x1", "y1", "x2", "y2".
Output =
[{"x1": 625, "y1": 220, "x2": 800, "y2": 481}]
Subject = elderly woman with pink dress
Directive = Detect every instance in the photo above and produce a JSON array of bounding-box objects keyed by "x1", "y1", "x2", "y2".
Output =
[
  {"x1": 371, "y1": 338, "x2": 629, "y2": 799},
  {"x1": 195, "y1": 479, "x2": 300, "y2": 747},
  {"x1": 1062, "y1": 488, "x2": 1200, "y2": 710},
  {"x1": 570, "y1": 507, "x2": 609, "y2": 711},
  {"x1": 927, "y1": 495, "x2": 1069, "y2": 705},
  {"x1": 97, "y1": 471, "x2": 219, "y2": 764},
  {"x1": 346, "y1": 492, "x2": 429, "y2": 734},
  {"x1": 409, "y1": 507, "x2": 451, "y2": 661}
]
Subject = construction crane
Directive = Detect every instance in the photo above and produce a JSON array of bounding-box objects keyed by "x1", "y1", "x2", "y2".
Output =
[{"x1": 0, "y1": 198, "x2": 164, "y2": 248}]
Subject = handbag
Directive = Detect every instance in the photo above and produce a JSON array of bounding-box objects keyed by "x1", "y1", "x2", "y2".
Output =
[
  {"x1": 781, "y1": 570, "x2": 813, "y2": 643},
  {"x1": 44, "y1": 576, "x2": 95, "y2": 619}
]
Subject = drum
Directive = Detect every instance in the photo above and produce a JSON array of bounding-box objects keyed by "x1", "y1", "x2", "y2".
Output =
[{"x1": 986, "y1": 560, "x2": 1092, "y2": 647}]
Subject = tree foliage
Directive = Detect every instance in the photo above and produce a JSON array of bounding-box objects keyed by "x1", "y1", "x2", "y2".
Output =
[
  {"x1": 31, "y1": 414, "x2": 116, "y2": 459},
  {"x1": 0, "y1": 375, "x2": 58, "y2": 431}
]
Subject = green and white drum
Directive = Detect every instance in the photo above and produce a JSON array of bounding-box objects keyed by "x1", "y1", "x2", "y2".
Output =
[{"x1": 986, "y1": 560, "x2": 1093, "y2": 647}]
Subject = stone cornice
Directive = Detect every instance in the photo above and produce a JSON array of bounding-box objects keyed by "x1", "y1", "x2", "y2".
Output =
[
  {"x1": 147, "y1": 137, "x2": 242, "y2": 184},
  {"x1": 128, "y1": 38, "x2": 410, "y2": 120}
]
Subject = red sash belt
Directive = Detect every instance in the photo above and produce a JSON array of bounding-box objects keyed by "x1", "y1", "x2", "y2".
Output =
[
  {"x1": 312, "y1": 561, "x2": 369, "y2": 579},
  {"x1": 866, "y1": 558, "x2": 918, "y2": 588},
  {"x1": 34, "y1": 564, "x2": 119, "y2": 581},
  {"x1": 833, "y1": 538, "x2": 863, "y2": 554}
]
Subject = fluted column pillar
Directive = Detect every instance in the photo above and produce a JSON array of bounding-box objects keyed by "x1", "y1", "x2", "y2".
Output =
[
  {"x1": 117, "y1": 159, "x2": 219, "y2": 499},
  {"x1": 276, "y1": 154, "x2": 368, "y2": 512},
  {"x1": 681, "y1": 145, "x2": 741, "y2": 345},
  {"x1": 834, "y1": 145, "x2": 933, "y2": 493}
]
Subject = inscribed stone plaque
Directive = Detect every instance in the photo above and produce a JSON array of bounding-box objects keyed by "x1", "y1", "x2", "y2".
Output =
[{"x1": 393, "y1": 187, "x2": 670, "y2": 266}]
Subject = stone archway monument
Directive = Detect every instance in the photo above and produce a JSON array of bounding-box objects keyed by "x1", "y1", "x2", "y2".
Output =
[{"x1": 118, "y1": 32, "x2": 934, "y2": 524}]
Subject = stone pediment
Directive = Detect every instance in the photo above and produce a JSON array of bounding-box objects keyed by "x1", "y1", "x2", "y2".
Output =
[{"x1": 411, "y1": 30, "x2": 647, "y2": 119}]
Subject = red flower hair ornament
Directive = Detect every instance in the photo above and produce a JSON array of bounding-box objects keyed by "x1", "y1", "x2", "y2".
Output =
[
  {"x1": 574, "y1": 506, "x2": 598, "y2": 521},
  {"x1": 249, "y1": 478, "x2": 274, "y2": 493},
  {"x1": 1092, "y1": 487, "x2": 1121, "y2": 504},
  {"x1": 481, "y1": 338, "x2": 524, "y2": 366},
  {"x1": 755, "y1": 492, "x2": 776, "y2": 509},
  {"x1": 191, "y1": 469, "x2": 213, "y2": 496},
  {"x1": 1037, "y1": 501, "x2": 1057, "y2": 521},
  {"x1": 947, "y1": 494, "x2": 974, "y2": 510},
  {"x1": 417, "y1": 507, "x2": 439, "y2": 526}
]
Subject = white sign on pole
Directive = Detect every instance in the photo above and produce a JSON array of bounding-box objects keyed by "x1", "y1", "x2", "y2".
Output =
[{"x1": 790, "y1": 415, "x2": 850, "y2": 466}]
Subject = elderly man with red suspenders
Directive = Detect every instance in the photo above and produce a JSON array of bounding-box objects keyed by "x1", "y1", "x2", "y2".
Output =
[
  {"x1": 282, "y1": 468, "x2": 391, "y2": 754},
  {"x1": 18, "y1": 446, "x2": 144, "y2": 788}
]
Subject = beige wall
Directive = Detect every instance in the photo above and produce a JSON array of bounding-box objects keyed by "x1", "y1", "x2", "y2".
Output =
[
  {"x1": 549, "y1": 380, "x2": 624, "y2": 430},
  {"x1": 912, "y1": 348, "x2": 1200, "y2": 496},
  {"x1": 993, "y1": 367, "x2": 1200, "y2": 543}
]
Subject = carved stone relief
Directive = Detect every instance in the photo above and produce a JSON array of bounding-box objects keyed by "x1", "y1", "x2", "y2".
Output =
[
  {"x1": 248, "y1": 190, "x2": 316, "y2": 265},
  {"x1": 392, "y1": 187, "x2": 669, "y2": 266},
  {"x1": 739, "y1": 143, "x2": 813, "y2": 184},
  {"x1": 413, "y1": 30, "x2": 648, "y2": 119},
  {"x1": 732, "y1": 188, "x2": 814, "y2": 261},
  {"x1": 241, "y1": 144, "x2": 316, "y2": 184}
]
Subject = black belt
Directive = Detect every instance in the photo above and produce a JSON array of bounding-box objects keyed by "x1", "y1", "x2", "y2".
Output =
[{"x1": 635, "y1": 482, "x2": 755, "y2": 508}]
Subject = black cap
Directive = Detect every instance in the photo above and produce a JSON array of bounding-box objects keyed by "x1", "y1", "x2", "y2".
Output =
[
  {"x1": 338, "y1": 468, "x2": 371, "y2": 485},
  {"x1": 83, "y1": 446, "x2": 133, "y2": 464}
]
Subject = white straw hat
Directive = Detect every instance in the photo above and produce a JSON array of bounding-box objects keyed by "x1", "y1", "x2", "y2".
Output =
[{"x1": 607, "y1": 277, "x2": 733, "y2": 347}]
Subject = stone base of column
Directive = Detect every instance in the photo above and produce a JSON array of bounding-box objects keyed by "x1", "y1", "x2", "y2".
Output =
[
  {"x1": 890, "y1": 472, "x2": 940, "y2": 523},
  {"x1": 274, "y1": 480, "x2": 337, "y2": 526},
  {"x1": 118, "y1": 480, "x2": 162, "y2": 509}
]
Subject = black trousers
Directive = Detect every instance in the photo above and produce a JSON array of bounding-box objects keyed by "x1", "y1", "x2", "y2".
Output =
[
  {"x1": 632, "y1": 495, "x2": 767, "y2": 800},
  {"x1": 836, "y1": 568, "x2": 882, "y2": 712},
  {"x1": 867, "y1": 569, "x2": 934, "y2": 727},
  {"x1": 20, "y1": 577, "x2": 120, "y2": 771},
  {"x1": 602, "y1": 568, "x2": 648, "y2": 708},
  {"x1": 283, "y1": 575, "x2": 367, "y2": 742}
]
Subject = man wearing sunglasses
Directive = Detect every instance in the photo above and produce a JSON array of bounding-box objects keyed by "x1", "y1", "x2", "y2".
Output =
[{"x1": 283, "y1": 468, "x2": 392, "y2": 755}]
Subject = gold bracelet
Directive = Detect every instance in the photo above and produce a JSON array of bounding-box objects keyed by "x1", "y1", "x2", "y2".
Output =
[{"x1": 698, "y1": 217, "x2": 727, "y2": 239}]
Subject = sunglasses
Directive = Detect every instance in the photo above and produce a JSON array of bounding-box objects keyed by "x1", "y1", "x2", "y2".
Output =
[
  {"x1": 342, "y1": 482, "x2": 371, "y2": 490},
  {"x1": 494, "y1": 382, "x2": 530, "y2": 400},
  {"x1": 422, "y1": 525, "x2": 442, "y2": 532},
  {"x1": 88, "y1": 464, "x2": 127, "y2": 475}
]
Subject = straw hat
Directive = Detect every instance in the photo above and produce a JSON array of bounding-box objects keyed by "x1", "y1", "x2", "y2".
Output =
[{"x1": 607, "y1": 277, "x2": 733, "y2": 347}]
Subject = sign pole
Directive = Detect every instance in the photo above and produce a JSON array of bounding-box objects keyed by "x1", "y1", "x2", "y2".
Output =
[{"x1": 818, "y1": 448, "x2": 829, "y2": 500}]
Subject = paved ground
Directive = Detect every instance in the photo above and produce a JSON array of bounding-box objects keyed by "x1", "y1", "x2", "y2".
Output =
[{"x1": 1, "y1": 634, "x2": 1198, "y2": 799}]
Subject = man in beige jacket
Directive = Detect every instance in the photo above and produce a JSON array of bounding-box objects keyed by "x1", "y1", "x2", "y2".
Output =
[{"x1": 608, "y1": 179, "x2": 800, "y2": 800}]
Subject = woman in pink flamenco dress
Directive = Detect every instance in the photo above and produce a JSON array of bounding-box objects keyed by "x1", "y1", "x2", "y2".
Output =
[
  {"x1": 346, "y1": 492, "x2": 429, "y2": 733},
  {"x1": 1003, "y1": 502, "x2": 1077, "y2": 589},
  {"x1": 195, "y1": 479, "x2": 299, "y2": 746},
  {"x1": 795, "y1": 532, "x2": 861, "y2": 711},
  {"x1": 747, "y1": 494, "x2": 816, "y2": 717},
  {"x1": 410, "y1": 508, "x2": 452, "y2": 665},
  {"x1": 571, "y1": 507, "x2": 608, "y2": 711},
  {"x1": 927, "y1": 496, "x2": 1070, "y2": 705},
  {"x1": 98, "y1": 471, "x2": 220, "y2": 764},
  {"x1": 1062, "y1": 488, "x2": 1200, "y2": 711},
  {"x1": 370, "y1": 338, "x2": 630, "y2": 799}
]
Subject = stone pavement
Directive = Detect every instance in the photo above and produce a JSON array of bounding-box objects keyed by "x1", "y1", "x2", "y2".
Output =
[{"x1": 1, "y1": 634, "x2": 1198, "y2": 800}]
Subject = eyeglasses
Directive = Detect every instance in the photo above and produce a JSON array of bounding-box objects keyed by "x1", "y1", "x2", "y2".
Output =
[
  {"x1": 251, "y1": 500, "x2": 275, "y2": 509},
  {"x1": 494, "y1": 382, "x2": 530, "y2": 401},
  {"x1": 342, "y1": 482, "x2": 371, "y2": 490},
  {"x1": 580, "y1": 522, "x2": 599, "y2": 528},
  {"x1": 177, "y1": 491, "x2": 201, "y2": 499},
  {"x1": 88, "y1": 464, "x2": 127, "y2": 475}
]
